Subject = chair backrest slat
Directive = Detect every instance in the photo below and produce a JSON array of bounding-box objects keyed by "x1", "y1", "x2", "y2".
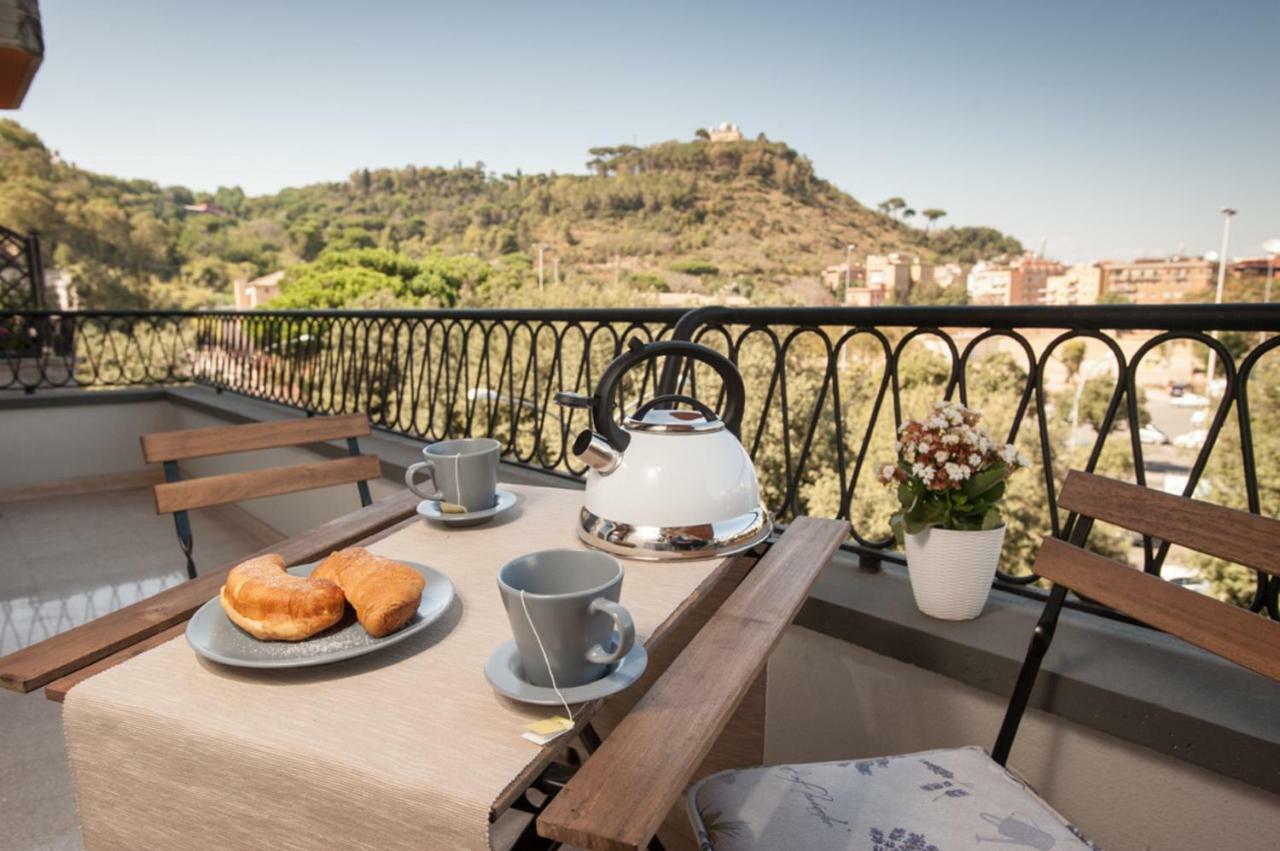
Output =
[
  {"x1": 1058, "y1": 470, "x2": 1280, "y2": 576},
  {"x1": 153, "y1": 455, "x2": 381, "y2": 514},
  {"x1": 1035, "y1": 537, "x2": 1280, "y2": 681},
  {"x1": 140, "y1": 413, "x2": 370, "y2": 463}
]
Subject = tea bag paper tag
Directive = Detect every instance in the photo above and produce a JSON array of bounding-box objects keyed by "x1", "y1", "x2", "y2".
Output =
[{"x1": 521, "y1": 716, "x2": 574, "y2": 745}]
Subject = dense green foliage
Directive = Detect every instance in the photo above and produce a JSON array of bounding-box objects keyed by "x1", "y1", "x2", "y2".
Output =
[
  {"x1": 0, "y1": 120, "x2": 1021, "y2": 309},
  {"x1": 271, "y1": 249, "x2": 526, "y2": 308}
]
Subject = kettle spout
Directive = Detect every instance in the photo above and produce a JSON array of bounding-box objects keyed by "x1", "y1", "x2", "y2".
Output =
[{"x1": 573, "y1": 430, "x2": 621, "y2": 475}]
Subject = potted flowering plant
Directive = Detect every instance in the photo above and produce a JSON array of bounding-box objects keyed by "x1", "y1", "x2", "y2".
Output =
[{"x1": 879, "y1": 400, "x2": 1026, "y2": 620}]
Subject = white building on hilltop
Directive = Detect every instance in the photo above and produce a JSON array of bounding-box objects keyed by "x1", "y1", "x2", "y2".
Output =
[{"x1": 707, "y1": 122, "x2": 744, "y2": 142}]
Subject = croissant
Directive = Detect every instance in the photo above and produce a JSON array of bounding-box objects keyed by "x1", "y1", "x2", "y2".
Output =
[
  {"x1": 312, "y1": 547, "x2": 425, "y2": 638},
  {"x1": 220, "y1": 554, "x2": 346, "y2": 641}
]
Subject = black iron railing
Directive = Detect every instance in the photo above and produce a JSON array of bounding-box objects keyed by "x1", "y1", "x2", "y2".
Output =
[
  {"x1": 662, "y1": 304, "x2": 1280, "y2": 618},
  {"x1": 4, "y1": 304, "x2": 1278, "y2": 618}
]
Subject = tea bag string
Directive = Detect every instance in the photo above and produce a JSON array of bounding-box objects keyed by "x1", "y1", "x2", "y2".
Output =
[
  {"x1": 519, "y1": 589, "x2": 575, "y2": 722},
  {"x1": 454, "y1": 452, "x2": 464, "y2": 509}
]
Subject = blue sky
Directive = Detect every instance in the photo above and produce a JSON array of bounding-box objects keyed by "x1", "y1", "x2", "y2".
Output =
[{"x1": 11, "y1": 1, "x2": 1279, "y2": 262}]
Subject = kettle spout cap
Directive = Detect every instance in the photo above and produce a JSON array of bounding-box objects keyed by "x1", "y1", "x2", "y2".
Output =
[{"x1": 573, "y1": 430, "x2": 621, "y2": 475}]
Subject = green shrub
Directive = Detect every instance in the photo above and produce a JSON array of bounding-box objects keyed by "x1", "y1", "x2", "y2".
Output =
[
  {"x1": 669, "y1": 259, "x2": 719, "y2": 276},
  {"x1": 626, "y1": 272, "x2": 669, "y2": 292}
]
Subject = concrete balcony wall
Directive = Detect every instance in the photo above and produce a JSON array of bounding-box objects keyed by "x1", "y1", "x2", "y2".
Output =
[{"x1": 0, "y1": 392, "x2": 180, "y2": 492}]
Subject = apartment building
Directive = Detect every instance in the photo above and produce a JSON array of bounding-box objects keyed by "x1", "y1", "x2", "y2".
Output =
[
  {"x1": 1098, "y1": 257, "x2": 1214, "y2": 304},
  {"x1": 1044, "y1": 263, "x2": 1104, "y2": 306},
  {"x1": 966, "y1": 253, "x2": 1064, "y2": 305},
  {"x1": 864, "y1": 253, "x2": 917, "y2": 302}
]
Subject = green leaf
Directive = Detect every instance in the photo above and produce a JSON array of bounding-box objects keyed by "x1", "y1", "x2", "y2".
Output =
[
  {"x1": 890, "y1": 512, "x2": 905, "y2": 546},
  {"x1": 981, "y1": 507, "x2": 1004, "y2": 530},
  {"x1": 963, "y1": 463, "x2": 1008, "y2": 499}
]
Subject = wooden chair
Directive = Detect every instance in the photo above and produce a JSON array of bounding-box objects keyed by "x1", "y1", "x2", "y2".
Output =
[
  {"x1": 141, "y1": 413, "x2": 380, "y2": 579},
  {"x1": 537, "y1": 471, "x2": 1280, "y2": 850}
]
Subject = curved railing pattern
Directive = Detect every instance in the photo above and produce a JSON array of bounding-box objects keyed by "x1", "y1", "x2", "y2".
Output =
[{"x1": 4, "y1": 304, "x2": 1278, "y2": 618}]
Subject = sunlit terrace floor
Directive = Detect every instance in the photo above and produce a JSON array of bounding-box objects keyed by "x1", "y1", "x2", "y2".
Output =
[
  {"x1": 0, "y1": 488, "x2": 280, "y2": 656},
  {"x1": 0, "y1": 487, "x2": 281, "y2": 851}
]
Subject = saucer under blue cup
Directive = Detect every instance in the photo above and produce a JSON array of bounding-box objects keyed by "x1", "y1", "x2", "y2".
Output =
[
  {"x1": 416, "y1": 489, "x2": 518, "y2": 527},
  {"x1": 483, "y1": 639, "x2": 648, "y2": 706}
]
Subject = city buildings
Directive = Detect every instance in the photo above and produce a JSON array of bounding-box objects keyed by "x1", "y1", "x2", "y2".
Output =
[
  {"x1": 864, "y1": 253, "x2": 918, "y2": 302},
  {"x1": 1098, "y1": 257, "x2": 1214, "y2": 304},
  {"x1": 1044, "y1": 263, "x2": 1104, "y2": 306},
  {"x1": 932, "y1": 262, "x2": 970, "y2": 290},
  {"x1": 843, "y1": 284, "x2": 887, "y2": 307},
  {"x1": 966, "y1": 253, "x2": 1064, "y2": 305},
  {"x1": 821, "y1": 261, "x2": 865, "y2": 292}
]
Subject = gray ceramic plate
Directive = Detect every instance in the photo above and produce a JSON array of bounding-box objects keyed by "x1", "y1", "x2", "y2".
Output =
[
  {"x1": 484, "y1": 639, "x2": 648, "y2": 706},
  {"x1": 186, "y1": 560, "x2": 455, "y2": 669},
  {"x1": 416, "y1": 488, "x2": 519, "y2": 527}
]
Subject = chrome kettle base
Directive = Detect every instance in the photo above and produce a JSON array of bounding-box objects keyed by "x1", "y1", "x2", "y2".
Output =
[{"x1": 577, "y1": 506, "x2": 771, "y2": 561}]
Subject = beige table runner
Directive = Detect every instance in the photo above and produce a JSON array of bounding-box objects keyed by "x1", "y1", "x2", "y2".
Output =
[{"x1": 64, "y1": 484, "x2": 728, "y2": 850}]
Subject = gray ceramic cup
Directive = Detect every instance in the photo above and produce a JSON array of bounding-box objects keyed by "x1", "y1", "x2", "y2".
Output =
[
  {"x1": 405, "y1": 438, "x2": 499, "y2": 512},
  {"x1": 497, "y1": 549, "x2": 636, "y2": 688}
]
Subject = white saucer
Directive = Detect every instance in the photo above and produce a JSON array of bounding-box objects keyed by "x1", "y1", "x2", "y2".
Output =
[
  {"x1": 484, "y1": 639, "x2": 648, "y2": 706},
  {"x1": 416, "y1": 489, "x2": 518, "y2": 527}
]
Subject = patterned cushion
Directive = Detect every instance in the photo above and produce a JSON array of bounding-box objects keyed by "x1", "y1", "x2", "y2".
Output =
[{"x1": 688, "y1": 746, "x2": 1100, "y2": 850}]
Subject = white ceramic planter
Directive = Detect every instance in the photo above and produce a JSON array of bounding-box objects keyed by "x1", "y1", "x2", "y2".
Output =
[{"x1": 904, "y1": 525, "x2": 1007, "y2": 621}]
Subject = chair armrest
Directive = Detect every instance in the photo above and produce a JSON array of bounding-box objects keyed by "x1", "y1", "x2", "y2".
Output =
[{"x1": 537, "y1": 516, "x2": 849, "y2": 851}]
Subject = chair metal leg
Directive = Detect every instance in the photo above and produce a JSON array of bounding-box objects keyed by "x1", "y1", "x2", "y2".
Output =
[
  {"x1": 177, "y1": 524, "x2": 197, "y2": 580},
  {"x1": 347, "y1": 437, "x2": 373, "y2": 507},
  {"x1": 164, "y1": 462, "x2": 197, "y2": 579}
]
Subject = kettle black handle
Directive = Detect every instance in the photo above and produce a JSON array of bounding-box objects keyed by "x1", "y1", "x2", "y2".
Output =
[{"x1": 593, "y1": 339, "x2": 745, "y2": 451}]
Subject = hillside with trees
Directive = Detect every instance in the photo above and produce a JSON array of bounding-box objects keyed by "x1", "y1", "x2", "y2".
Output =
[{"x1": 0, "y1": 119, "x2": 1020, "y2": 309}]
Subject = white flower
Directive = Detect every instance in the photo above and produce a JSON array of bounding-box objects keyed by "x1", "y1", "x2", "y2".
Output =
[
  {"x1": 935, "y1": 450, "x2": 949, "y2": 463},
  {"x1": 968, "y1": 453, "x2": 982, "y2": 467},
  {"x1": 912, "y1": 462, "x2": 929, "y2": 479},
  {"x1": 941, "y1": 433, "x2": 960, "y2": 445},
  {"x1": 919, "y1": 467, "x2": 935, "y2": 484},
  {"x1": 925, "y1": 415, "x2": 947, "y2": 430},
  {"x1": 999, "y1": 444, "x2": 1020, "y2": 465},
  {"x1": 944, "y1": 462, "x2": 972, "y2": 481},
  {"x1": 881, "y1": 464, "x2": 897, "y2": 480}
]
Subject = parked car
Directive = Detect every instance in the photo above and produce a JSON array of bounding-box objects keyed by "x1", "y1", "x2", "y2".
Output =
[
  {"x1": 1138, "y1": 423, "x2": 1169, "y2": 445},
  {"x1": 1168, "y1": 380, "x2": 1192, "y2": 398},
  {"x1": 1173, "y1": 429, "x2": 1208, "y2": 449},
  {"x1": 1170, "y1": 391, "x2": 1210, "y2": 408}
]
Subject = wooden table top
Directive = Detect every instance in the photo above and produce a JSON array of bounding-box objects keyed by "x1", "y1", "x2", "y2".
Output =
[{"x1": 58, "y1": 483, "x2": 746, "y2": 850}]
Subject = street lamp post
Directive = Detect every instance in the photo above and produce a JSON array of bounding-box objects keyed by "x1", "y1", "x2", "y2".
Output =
[
  {"x1": 535, "y1": 244, "x2": 547, "y2": 291},
  {"x1": 1204, "y1": 207, "x2": 1237, "y2": 395}
]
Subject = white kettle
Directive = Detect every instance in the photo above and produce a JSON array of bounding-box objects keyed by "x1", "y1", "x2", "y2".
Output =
[{"x1": 557, "y1": 339, "x2": 771, "y2": 560}]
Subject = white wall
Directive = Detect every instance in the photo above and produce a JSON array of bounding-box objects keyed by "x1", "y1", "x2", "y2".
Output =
[
  {"x1": 0, "y1": 400, "x2": 179, "y2": 488},
  {"x1": 766, "y1": 627, "x2": 1280, "y2": 851}
]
